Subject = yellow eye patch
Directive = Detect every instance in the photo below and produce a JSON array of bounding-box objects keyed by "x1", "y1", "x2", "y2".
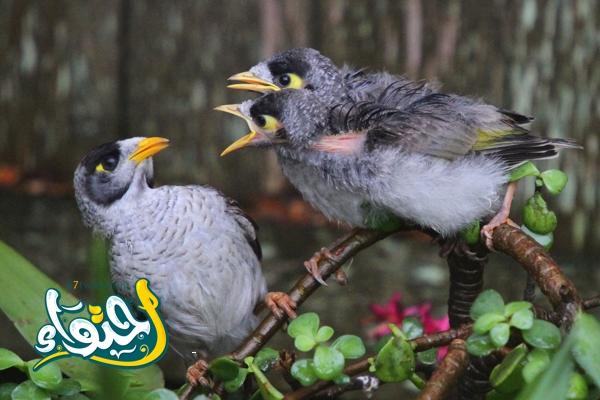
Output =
[
  {"x1": 96, "y1": 163, "x2": 107, "y2": 172},
  {"x1": 254, "y1": 115, "x2": 282, "y2": 132},
  {"x1": 277, "y1": 73, "x2": 304, "y2": 89}
]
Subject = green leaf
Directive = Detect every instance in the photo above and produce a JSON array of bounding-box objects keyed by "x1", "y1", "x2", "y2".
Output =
[
  {"x1": 48, "y1": 378, "x2": 81, "y2": 396},
  {"x1": 313, "y1": 346, "x2": 345, "y2": 381},
  {"x1": 490, "y1": 344, "x2": 528, "y2": 394},
  {"x1": 331, "y1": 335, "x2": 366, "y2": 359},
  {"x1": 0, "y1": 382, "x2": 18, "y2": 400},
  {"x1": 27, "y1": 359, "x2": 63, "y2": 390},
  {"x1": 401, "y1": 317, "x2": 424, "y2": 340},
  {"x1": 460, "y1": 220, "x2": 481, "y2": 245},
  {"x1": 504, "y1": 301, "x2": 533, "y2": 318},
  {"x1": 332, "y1": 373, "x2": 351, "y2": 386},
  {"x1": 11, "y1": 380, "x2": 51, "y2": 400},
  {"x1": 209, "y1": 358, "x2": 240, "y2": 382},
  {"x1": 373, "y1": 333, "x2": 393, "y2": 353},
  {"x1": 253, "y1": 348, "x2": 280, "y2": 372},
  {"x1": 470, "y1": 290, "x2": 505, "y2": 320},
  {"x1": 224, "y1": 368, "x2": 248, "y2": 393},
  {"x1": 0, "y1": 348, "x2": 25, "y2": 371},
  {"x1": 0, "y1": 240, "x2": 164, "y2": 393},
  {"x1": 540, "y1": 170, "x2": 568, "y2": 195},
  {"x1": 142, "y1": 388, "x2": 179, "y2": 400},
  {"x1": 486, "y1": 389, "x2": 517, "y2": 399},
  {"x1": 510, "y1": 309, "x2": 534, "y2": 330},
  {"x1": 295, "y1": 335, "x2": 317, "y2": 352},
  {"x1": 521, "y1": 225, "x2": 554, "y2": 250},
  {"x1": 522, "y1": 319, "x2": 562, "y2": 349},
  {"x1": 566, "y1": 372, "x2": 588, "y2": 400},
  {"x1": 572, "y1": 312, "x2": 600, "y2": 389},
  {"x1": 466, "y1": 333, "x2": 497, "y2": 356},
  {"x1": 316, "y1": 326, "x2": 334, "y2": 343},
  {"x1": 522, "y1": 349, "x2": 551, "y2": 384},
  {"x1": 374, "y1": 336, "x2": 415, "y2": 382},
  {"x1": 417, "y1": 348, "x2": 439, "y2": 364},
  {"x1": 60, "y1": 394, "x2": 91, "y2": 400},
  {"x1": 247, "y1": 360, "x2": 284, "y2": 400},
  {"x1": 490, "y1": 323, "x2": 511, "y2": 348},
  {"x1": 522, "y1": 193, "x2": 557, "y2": 234},
  {"x1": 509, "y1": 161, "x2": 540, "y2": 182},
  {"x1": 514, "y1": 333, "x2": 575, "y2": 400},
  {"x1": 288, "y1": 313, "x2": 319, "y2": 340},
  {"x1": 473, "y1": 313, "x2": 507, "y2": 334},
  {"x1": 291, "y1": 359, "x2": 318, "y2": 387}
]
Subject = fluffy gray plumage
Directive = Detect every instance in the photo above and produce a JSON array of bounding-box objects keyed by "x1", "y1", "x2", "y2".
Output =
[
  {"x1": 246, "y1": 47, "x2": 439, "y2": 106},
  {"x1": 74, "y1": 137, "x2": 267, "y2": 364},
  {"x1": 234, "y1": 88, "x2": 579, "y2": 236}
]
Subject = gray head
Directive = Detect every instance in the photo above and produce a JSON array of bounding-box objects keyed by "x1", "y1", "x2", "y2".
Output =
[
  {"x1": 219, "y1": 90, "x2": 330, "y2": 157},
  {"x1": 73, "y1": 137, "x2": 169, "y2": 228},
  {"x1": 228, "y1": 48, "x2": 347, "y2": 106}
]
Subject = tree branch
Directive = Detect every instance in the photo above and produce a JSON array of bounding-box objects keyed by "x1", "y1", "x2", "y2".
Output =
[
  {"x1": 417, "y1": 339, "x2": 470, "y2": 400},
  {"x1": 492, "y1": 225, "x2": 582, "y2": 328}
]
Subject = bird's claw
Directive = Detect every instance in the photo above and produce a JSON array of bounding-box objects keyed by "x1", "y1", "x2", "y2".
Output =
[
  {"x1": 304, "y1": 247, "x2": 334, "y2": 286},
  {"x1": 265, "y1": 292, "x2": 297, "y2": 320},
  {"x1": 186, "y1": 359, "x2": 211, "y2": 388}
]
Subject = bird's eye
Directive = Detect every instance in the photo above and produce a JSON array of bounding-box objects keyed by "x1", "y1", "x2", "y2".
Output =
[
  {"x1": 255, "y1": 115, "x2": 267, "y2": 127},
  {"x1": 277, "y1": 73, "x2": 303, "y2": 89},
  {"x1": 254, "y1": 115, "x2": 281, "y2": 132},
  {"x1": 96, "y1": 156, "x2": 118, "y2": 172}
]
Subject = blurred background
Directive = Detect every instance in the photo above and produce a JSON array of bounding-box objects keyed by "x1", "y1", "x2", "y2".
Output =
[{"x1": 1, "y1": 0, "x2": 599, "y2": 396}]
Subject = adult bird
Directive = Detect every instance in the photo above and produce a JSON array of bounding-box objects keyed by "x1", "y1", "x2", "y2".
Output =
[
  {"x1": 74, "y1": 137, "x2": 296, "y2": 386},
  {"x1": 217, "y1": 89, "x2": 580, "y2": 280}
]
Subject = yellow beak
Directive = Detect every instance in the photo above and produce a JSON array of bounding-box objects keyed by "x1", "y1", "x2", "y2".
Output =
[
  {"x1": 215, "y1": 104, "x2": 270, "y2": 156},
  {"x1": 129, "y1": 137, "x2": 170, "y2": 164},
  {"x1": 227, "y1": 71, "x2": 280, "y2": 93},
  {"x1": 220, "y1": 132, "x2": 259, "y2": 156}
]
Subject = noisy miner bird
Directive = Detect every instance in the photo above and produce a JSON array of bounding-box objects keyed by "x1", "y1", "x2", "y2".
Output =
[
  {"x1": 74, "y1": 137, "x2": 296, "y2": 386},
  {"x1": 227, "y1": 47, "x2": 439, "y2": 107},
  {"x1": 217, "y1": 88, "x2": 580, "y2": 280}
]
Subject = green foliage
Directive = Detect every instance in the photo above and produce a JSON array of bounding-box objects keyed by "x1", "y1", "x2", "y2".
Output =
[
  {"x1": 509, "y1": 162, "x2": 541, "y2": 182},
  {"x1": 372, "y1": 334, "x2": 415, "y2": 383},
  {"x1": 467, "y1": 290, "x2": 562, "y2": 357},
  {"x1": 483, "y1": 310, "x2": 600, "y2": 400},
  {"x1": 288, "y1": 312, "x2": 366, "y2": 387},
  {"x1": 539, "y1": 170, "x2": 568, "y2": 195},
  {"x1": 208, "y1": 358, "x2": 240, "y2": 382},
  {"x1": 460, "y1": 220, "x2": 481, "y2": 245},
  {"x1": 522, "y1": 193, "x2": 557, "y2": 235}
]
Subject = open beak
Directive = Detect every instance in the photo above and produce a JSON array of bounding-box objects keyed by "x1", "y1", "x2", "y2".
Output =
[
  {"x1": 227, "y1": 71, "x2": 280, "y2": 93},
  {"x1": 129, "y1": 137, "x2": 170, "y2": 164},
  {"x1": 215, "y1": 104, "x2": 270, "y2": 156}
]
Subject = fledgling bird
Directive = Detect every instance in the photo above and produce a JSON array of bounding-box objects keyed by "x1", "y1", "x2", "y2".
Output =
[
  {"x1": 228, "y1": 47, "x2": 438, "y2": 107},
  {"x1": 217, "y1": 88, "x2": 580, "y2": 276},
  {"x1": 74, "y1": 137, "x2": 296, "y2": 386}
]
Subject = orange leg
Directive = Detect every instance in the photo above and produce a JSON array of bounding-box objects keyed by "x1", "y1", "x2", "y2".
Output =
[
  {"x1": 260, "y1": 292, "x2": 297, "y2": 319},
  {"x1": 481, "y1": 181, "x2": 520, "y2": 250},
  {"x1": 186, "y1": 358, "x2": 210, "y2": 388}
]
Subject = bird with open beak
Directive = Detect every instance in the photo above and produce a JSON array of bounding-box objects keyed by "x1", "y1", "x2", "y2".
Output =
[
  {"x1": 217, "y1": 83, "x2": 580, "y2": 280},
  {"x1": 74, "y1": 137, "x2": 296, "y2": 387}
]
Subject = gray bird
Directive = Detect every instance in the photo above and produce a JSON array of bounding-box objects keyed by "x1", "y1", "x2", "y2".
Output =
[
  {"x1": 228, "y1": 47, "x2": 438, "y2": 107},
  {"x1": 217, "y1": 88, "x2": 580, "y2": 277},
  {"x1": 74, "y1": 137, "x2": 296, "y2": 386}
]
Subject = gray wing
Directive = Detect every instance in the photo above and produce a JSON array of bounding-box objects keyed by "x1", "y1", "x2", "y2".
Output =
[{"x1": 223, "y1": 197, "x2": 262, "y2": 260}]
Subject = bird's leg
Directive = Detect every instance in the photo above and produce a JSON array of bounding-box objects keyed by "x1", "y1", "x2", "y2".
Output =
[
  {"x1": 304, "y1": 247, "x2": 348, "y2": 286},
  {"x1": 481, "y1": 181, "x2": 520, "y2": 249},
  {"x1": 186, "y1": 358, "x2": 210, "y2": 388},
  {"x1": 255, "y1": 292, "x2": 297, "y2": 319}
]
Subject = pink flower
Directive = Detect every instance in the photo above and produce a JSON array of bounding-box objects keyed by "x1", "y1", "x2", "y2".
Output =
[{"x1": 364, "y1": 292, "x2": 450, "y2": 359}]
